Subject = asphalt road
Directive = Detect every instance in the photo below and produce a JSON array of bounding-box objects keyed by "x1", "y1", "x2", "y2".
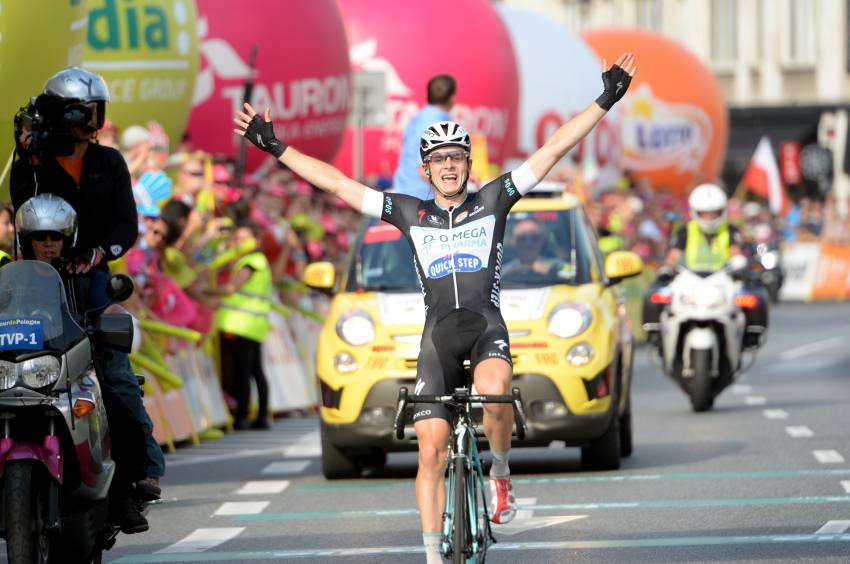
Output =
[{"x1": 26, "y1": 302, "x2": 850, "y2": 563}]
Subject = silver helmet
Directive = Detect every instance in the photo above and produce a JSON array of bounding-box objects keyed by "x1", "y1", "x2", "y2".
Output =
[
  {"x1": 42, "y1": 67, "x2": 110, "y2": 129},
  {"x1": 16, "y1": 194, "x2": 79, "y2": 248},
  {"x1": 419, "y1": 121, "x2": 471, "y2": 161}
]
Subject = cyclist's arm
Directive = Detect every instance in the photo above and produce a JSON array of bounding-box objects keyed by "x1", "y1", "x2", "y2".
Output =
[{"x1": 525, "y1": 103, "x2": 606, "y2": 181}]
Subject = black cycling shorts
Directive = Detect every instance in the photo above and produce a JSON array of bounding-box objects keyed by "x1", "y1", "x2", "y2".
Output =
[{"x1": 412, "y1": 308, "x2": 512, "y2": 423}]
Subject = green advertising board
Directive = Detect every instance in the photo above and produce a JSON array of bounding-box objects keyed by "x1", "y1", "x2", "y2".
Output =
[
  {"x1": 83, "y1": 0, "x2": 199, "y2": 149},
  {"x1": 0, "y1": 0, "x2": 88, "y2": 198}
]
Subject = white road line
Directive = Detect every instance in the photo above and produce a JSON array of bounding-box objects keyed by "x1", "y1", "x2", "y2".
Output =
[
  {"x1": 261, "y1": 460, "x2": 311, "y2": 475},
  {"x1": 763, "y1": 409, "x2": 789, "y2": 420},
  {"x1": 282, "y1": 431, "x2": 321, "y2": 457},
  {"x1": 815, "y1": 520, "x2": 850, "y2": 534},
  {"x1": 745, "y1": 396, "x2": 767, "y2": 406},
  {"x1": 841, "y1": 481, "x2": 850, "y2": 494},
  {"x1": 785, "y1": 426, "x2": 815, "y2": 438},
  {"x1": 814, "y1": 450, "x2": 845, "y2": 464},
  {"x1": 731, "y1": 384, "x2": 752, "y2": 395},
  {"x1": 156, "y1": 528, "x2": 245, "y2": 553},
  {"x1": 236, "y1": 480, "x2": 290, "y2": 495},
  {"x1": 779, "y1": 336, "x2": 846, "y2": 361},
  {"x1": 214, "y1": 501, "x2": 269, "y2": 516},
  {"x1": 515, "y1": 497, "x2": 537, "y2": 521}
]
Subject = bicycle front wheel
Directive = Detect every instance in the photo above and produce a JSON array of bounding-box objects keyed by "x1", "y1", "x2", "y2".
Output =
[{"x1": 452, "y1": 456, "x2": 468, "y2": 564}]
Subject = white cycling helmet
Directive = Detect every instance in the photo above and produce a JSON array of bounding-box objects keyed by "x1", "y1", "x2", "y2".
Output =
[
  {"x1": 419, "y1": 120, "x2": 471, "y2": 161},
  {"x1": 688, "y1": 183, "x2": 728, "y2": 234}
]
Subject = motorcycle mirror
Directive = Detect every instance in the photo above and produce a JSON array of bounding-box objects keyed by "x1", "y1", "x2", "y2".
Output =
[
  {"x1": 105, "y1": 274, "x2": 134, "y2": 302},
  {"x1": 727, "y1": 254, "x2": 749, "y2": 275}
]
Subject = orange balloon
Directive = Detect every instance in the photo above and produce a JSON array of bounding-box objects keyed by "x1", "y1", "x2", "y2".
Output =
[{"x1": 582, "y1": 29, "x2": 728, "y2": 195}]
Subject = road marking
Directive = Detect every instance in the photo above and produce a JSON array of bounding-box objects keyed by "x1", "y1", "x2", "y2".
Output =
[
  {"x1": 763, "y1": 409, "x2": 789, "y2": 420},
  {"x1": 294, "y1": 469, "x2": 850, "y2": 492},
  {"x1": 731, "y1": 384, "x2": 752, "y2": 394},
  {"x1": 785, "y1": 426, "x2": 814, "y2": 438},
  {"x1": 231, "y1": 495, "x2": 850, "y2": 521},
  {"x1": 214, "y1": 502, "x2": 269, "y2": 516},
  {"x1": 113, "y1": 533, "x2": 850, "y2": 561},
  {"x1": 841, "y1": 481, "x2": 850, "y2": 494},
  {"x1": 261, "y1": 460, "x2": 311, "y2": 475},
  {"x1": 778, "y1": 336, "x2": 846, "y2": 361},
  {"x1": 236, "y1": 481, "x2": 290, "y2": 495},
  {"x1": 814, "y1": 450, "x2": 845, "y2": 464},
  {"x1": 282, "y1": 431, "x2": 321, "y2": 457},
  {"x1": 155, "y1": 528, "x2": 245, "y2": 554},
  {"x1": 745, "y1": 396, "x2": 767, "y2": 406},
  {"x1": 515, "y1": 497, "x2": 537, "y2": 520},
  {"x1": 495, "y1": 515, "x2": 587, "y2": 536},
  {"x1": 816, "y1": 520, "x2": 850, "y2": 534},
  {"x1": 165, "y1": 447, "x2": 290, "y2": 467}
]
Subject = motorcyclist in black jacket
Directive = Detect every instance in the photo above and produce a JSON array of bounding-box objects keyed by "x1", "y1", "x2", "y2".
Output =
[{"x1": 10, "y1": 67, "x2": 163, "y2": 533}]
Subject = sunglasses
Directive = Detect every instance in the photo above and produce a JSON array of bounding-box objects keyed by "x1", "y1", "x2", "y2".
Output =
[
  {"x1": 30, "y1": 231, "x2": 64, "y2": 242},
  {"x1": 182, "y1": 169, "x2": 205, "y2": 177},
  {"x1": 516, "y1": 234, "x2": 543, "y2": 245},
  {"x1": 427, "y1": 150, "x2": 468, "y2": 165},
  {"x1": 149, "y1": 228, "x2": 166, "y2": 238}
]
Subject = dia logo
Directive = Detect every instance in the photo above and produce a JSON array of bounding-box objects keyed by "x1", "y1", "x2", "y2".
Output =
[{"x1": 87, "y1": 0, "x2": 192, "y2": 54}]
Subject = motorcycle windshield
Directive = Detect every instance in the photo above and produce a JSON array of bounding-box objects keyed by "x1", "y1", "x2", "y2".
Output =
[{"x1": 0, "y1": 261, "x2": 84, "y2": 357}]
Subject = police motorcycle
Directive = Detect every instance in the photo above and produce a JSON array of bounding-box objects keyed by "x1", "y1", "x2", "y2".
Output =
[
  {"x1": 647, "y1": 255, "x2": 766, "y2": 412},
  {"x1": 751, "y1": 238, "x2": 784, "y2": 303},
  {"x1": 0, "y1": 260, "x2": 142, "y2": 564}
]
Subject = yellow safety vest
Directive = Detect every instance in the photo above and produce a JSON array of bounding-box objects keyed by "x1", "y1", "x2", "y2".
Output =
[
  {"x1": 0, "y1": 250, "x2": 11, "y2": 266},
  {"x1": 684, "y1": 220, "x2": 730, "y2": 272},
  {"x1": 215, "y1": 251, "x2": 273, "y2": 342}
]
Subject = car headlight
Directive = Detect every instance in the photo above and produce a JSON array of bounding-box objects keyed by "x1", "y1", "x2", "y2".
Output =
[
  {"x1": 20, "y1": 356, "x2": 61, "y2": 389},
  {"x1": 760, "y1": 251, "x2": 778, "y2": 270},
  {"x1": 336, "y1": 311, "x2": 375, "y2": 346},
  {"x1": 0, "y1": 360, "x2": 16, "y2": 390},
  {"x1": 567, "y1": 343, "x2": 595, "y2": 366},
  {"x1": 334, "y1": 351, "x2": 358, "y2": 374},
  {"x1": 547, "y1": 303, "x2": 592, "y2": 339}
]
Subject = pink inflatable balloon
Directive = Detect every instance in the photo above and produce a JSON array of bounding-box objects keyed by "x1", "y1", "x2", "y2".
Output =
[
  {"x1": 333, "y1": 0, "x2": 519, "y2": 179},
  {"x1": 187, "y1": 0, "x2": 351, "y2": 168}
]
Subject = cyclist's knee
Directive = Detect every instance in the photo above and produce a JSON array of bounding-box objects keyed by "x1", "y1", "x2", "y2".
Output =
[{"x1": 415, "y1": 419, "x2": 449, "y2": 471}]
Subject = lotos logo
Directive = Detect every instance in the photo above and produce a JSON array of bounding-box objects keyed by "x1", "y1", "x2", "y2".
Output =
[
  {"x1": 620, "y1": 84, "x2": 712, "y2": 173},
  {"x1": 428, "y1": 254, "x2": 483, "y2": 279},
  {"x1": 83, "y1": 0, "x2": 199, "y2": 145}
]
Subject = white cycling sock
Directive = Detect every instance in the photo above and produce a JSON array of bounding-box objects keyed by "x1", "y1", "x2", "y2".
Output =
[
  {"x1": 423, "y1": 532, "x2": 442, "y2": 564},
  {"x1": 490, "y1": 449, "x2": 510, "y2": 478}
]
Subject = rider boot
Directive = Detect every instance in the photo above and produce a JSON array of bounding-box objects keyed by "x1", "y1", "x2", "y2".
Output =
[{"x1": 110, "y1": 490, "x2": 149, "y2": 534}]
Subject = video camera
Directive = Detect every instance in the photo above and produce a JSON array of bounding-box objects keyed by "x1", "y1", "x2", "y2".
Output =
[{"x1": 14, "y1": 94, "x2": 95, "y2": 158}]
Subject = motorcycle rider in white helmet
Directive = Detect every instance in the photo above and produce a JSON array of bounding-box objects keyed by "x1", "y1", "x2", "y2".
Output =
[{"x1": 664, "y1": 183, "x2": 745, "y2": 272}]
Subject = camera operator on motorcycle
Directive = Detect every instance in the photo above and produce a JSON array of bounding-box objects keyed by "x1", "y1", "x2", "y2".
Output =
[{"x1": 10, "y1": 68, "x2": 162, "y2": 533}]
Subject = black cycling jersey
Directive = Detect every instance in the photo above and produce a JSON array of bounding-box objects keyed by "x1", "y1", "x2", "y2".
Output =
[{"x1": 369, "y1": 168, "x2": 536, "y2": 422}]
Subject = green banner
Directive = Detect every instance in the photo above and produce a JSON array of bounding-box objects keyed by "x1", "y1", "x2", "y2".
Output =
[{"x1": 83, "y1": 0, "x2": 199, "y2": 148}]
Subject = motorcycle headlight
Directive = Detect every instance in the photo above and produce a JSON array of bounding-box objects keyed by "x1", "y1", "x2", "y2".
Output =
[
  {"x1": 20, "y1": 356, "x2": 61, "y2": 389},
  {"x1": 680, "y1": 285, "x2": 725, "y2": 308},
  {"x1": 760, "y1": 251, "x2": 778, "y2": 270},
  {"x1": 547, "y1": 303, "x2": 592, "y2": 339},
  {"x1": 336, "y1": 311, "x2": 375, "y2": 346},
  {"x1": 0, "y1": 360, "x2": 16, "y2": 390}
]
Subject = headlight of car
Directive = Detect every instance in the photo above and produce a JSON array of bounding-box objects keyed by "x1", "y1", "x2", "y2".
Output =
[
  {"x1": 567, "y1": 343, "x2": 595, "y2": 366},
  {"x1": 334, "y1": 351, "x2": 358, "y2": 374},
  {"x1": 336, "y1": 311, "x2": 375, "y2": 346},
  {"x1": 547, "y1": 303, "x2": 592, "y2": 339},
  {"x1": 0, "y1": 360, "x2": 16, "y2": 390},
  {"x1": 20, "y1": 356, "x2": 61, "y2": 389}
]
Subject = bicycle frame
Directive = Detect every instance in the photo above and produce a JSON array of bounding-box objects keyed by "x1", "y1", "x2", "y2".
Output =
[{"x1": 394, "y1": 387, "x2": 526, "y2": 564}]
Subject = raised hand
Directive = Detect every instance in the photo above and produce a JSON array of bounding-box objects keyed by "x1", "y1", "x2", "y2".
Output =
[
  {"x1": 233, "y1": 102, "x2": 288, "y2": 158},
  {"x1": 596, "y1": 52, "x2": 638, "y2": 111}
]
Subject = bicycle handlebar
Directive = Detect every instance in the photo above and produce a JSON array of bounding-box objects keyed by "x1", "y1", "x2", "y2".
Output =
[{"x1": 393, "y1": 387, "x2": 527, "y2": 440}]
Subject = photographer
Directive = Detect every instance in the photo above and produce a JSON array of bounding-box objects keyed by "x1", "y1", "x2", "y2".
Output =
[{"x1": 10, "y1": 67, "x2": 162, "y2": 533}]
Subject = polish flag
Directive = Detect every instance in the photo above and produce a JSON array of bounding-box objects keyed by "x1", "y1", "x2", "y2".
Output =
[{"x1": 740, "y1": 136, "x2": 790, "y2": 216}]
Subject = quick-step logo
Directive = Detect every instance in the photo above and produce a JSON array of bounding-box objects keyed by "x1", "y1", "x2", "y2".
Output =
[{"x1": 410, "y1": 215, "x2": 495, "y2": 280}]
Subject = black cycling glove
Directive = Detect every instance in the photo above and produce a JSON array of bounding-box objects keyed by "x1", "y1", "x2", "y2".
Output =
[
  {"x1": 595, "y1": 64, "x2": 632, "y2": 111},
  {"x1": 244, "y1": 115, "x2": 288, "y2": 158}
]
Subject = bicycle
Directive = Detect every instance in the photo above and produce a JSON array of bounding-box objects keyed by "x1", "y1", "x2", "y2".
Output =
[{"x1": 393, "y1": 385, "x2": 527, "y2": 564}]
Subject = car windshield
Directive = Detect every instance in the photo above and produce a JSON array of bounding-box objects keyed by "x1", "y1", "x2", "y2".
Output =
[
  {"x1": 347, "y1": 207, "x2": 593, "y2": 292},
  {"x1": 0, "y1": 261, "x2": 85, "y2": 357}
]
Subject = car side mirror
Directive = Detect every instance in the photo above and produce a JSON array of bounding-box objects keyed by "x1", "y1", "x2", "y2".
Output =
[
  {"x1": 303, "y1": 262, "x2": 336, "y2": 291},
  {"x1": 604, "y1": 251, "x2": 644, "y2": 286},
  {"x1": 105, "y1": 274, "x2": 134, "y2": 302}
]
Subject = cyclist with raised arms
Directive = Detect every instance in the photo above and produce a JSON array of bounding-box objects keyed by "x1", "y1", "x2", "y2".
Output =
[{"x1": 234, "y1": 53, "x2": 636, "y2": 563}]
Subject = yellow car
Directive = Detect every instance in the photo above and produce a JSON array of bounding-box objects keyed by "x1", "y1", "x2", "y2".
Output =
[{"x1": 304, "y1": 192, "x2": 644, "y2": 479}]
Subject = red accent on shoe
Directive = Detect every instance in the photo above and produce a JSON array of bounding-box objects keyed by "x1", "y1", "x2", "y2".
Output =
[{"x1": 489, "y1": 477, "x2": 517, "y2": 524}]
